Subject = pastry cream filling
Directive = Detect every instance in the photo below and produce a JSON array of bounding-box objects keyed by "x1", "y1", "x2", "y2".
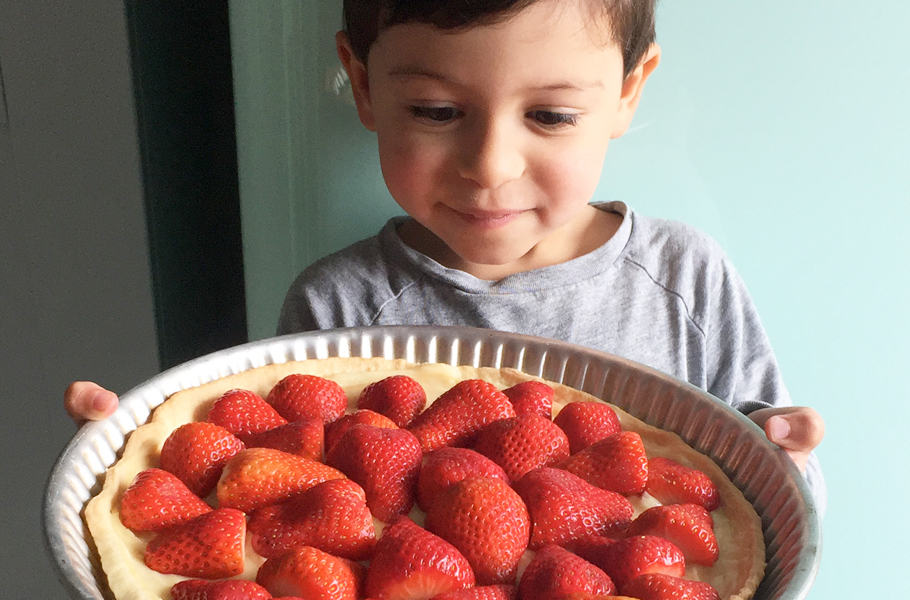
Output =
[{"x1": 85, "y1": 358, "x2": 765, "y2": 600}]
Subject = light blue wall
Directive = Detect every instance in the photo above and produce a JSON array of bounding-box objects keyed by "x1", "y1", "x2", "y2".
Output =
[
  {"x1": 613, "y1": 5, "x2": 910, "y2": 597},
  {"x1": 232, "y1": 1, "x2": 910, "y2": 597}
]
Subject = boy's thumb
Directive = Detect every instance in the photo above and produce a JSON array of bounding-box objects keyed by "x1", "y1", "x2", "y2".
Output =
[{"x1": 759, "y1": 409, "x2": 825, "y2": 452}]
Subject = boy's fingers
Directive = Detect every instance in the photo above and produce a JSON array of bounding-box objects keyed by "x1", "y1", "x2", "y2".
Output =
[
  {"x1": 750, "y1": 406, "x2": 826, "y2": 452},
  {"x1": 64, "y1": 381, "x2": 118, "y2": 423}
]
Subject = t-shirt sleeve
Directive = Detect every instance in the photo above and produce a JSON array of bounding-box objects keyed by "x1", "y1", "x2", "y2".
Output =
[
  {"x1": 276, "y1": 274, "x2": 321, "y2": 335},
  {"x1": 701, "y1": 251, "x2": 827, "y2": 517},
  {"x1": 702, "y1": 254, "x2": 789, "y2": 413}
]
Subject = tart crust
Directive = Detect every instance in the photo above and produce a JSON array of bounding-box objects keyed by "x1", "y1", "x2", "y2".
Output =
[{"x1": 84, "y1": 358, "x2": 765, "y2": 600}]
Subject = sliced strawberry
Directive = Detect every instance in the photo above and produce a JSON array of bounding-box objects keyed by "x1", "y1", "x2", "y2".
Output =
[
  {"x1": 581, "y1": 535, "x2": 685, "y2": 592},
  {"x1": 553, "y1": 401, "x2": 622, "y2": 454},
  {"x1": 267, "y1": 373, "x2": 347, "y2": 424},
  {"x1": 119, "y1": 468, "x2": 211, "y2": 532},
  {"x1": 207, "y1": 388, "x2": 287, "y2": 441},
  {"x1": 417, "y1": 447, "x2": 510, "y2": 512},
  {"x1": 502, "y1": 380, "x2": 554, "y2": 419},
  {"x1": 517, "y1": 544, "x2": 616, "y2": 600},
  {"x1": 512, "y1": 467, "x2": 633, "y2": 549},
  {"x1": 430, "y1": 584, "x2": 517, "y2": 600},
  {"x1": 472, "y1": 414, "x2": 570, "y2": 481},
  {"x1": 622, "y1": 573, "x2": 721, "y2": 600},
  {"x1": 248, "y1": 478, "x2": 376, "y2": 560},
  {"x1": 244, "y1": 418, "x2": 324, "y2": 460},
  {"x1": 646, "y1": 457, "x2": 720, "y2": 511},
  {"x1": 365, "y1": 516, "x2": 475, "y2": 600},
  {"x1": 325, "y1": 424, "x2": 422, "y2": 521},
  {"x1": 144, "y1": 508, "x2": 245, "y2": 578},
  {"x1": 408, "y1": 379, "x2": 516, "y2": 452},
  {"x1": 626, "y1": 504, "x2": 719, "y2": 566},
  {"x1": 256, "y1": 545, "x2": 363, "y2": 600},
  {"x1": 170, "y1": 578, "x2": 272, "y2": 600},
  {"x1": 357, "y1": 374, "x2": 427, "y2": 428},
  {"x1": 159, "y1": 421, "x2": 245, "y2": 497},
  {"x1": 424, "y1": 476, "x2": 531, "y2": 585},
  {"x1": 216, "y1": 447, "x2": 346, "y2": 513},
  {"x1": 558, "y1": 431, "x2": 648, "y2": 496},
  {"x1": 324, "y1": 409, "x2": 398, "y2": 455}
]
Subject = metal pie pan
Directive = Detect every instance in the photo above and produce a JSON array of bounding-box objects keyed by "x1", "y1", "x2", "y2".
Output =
[{"x1": 43, "y1": 325, "x2": 821, "y2": 599}]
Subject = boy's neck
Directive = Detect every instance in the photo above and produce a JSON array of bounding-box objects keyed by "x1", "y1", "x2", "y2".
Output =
[{"x1": 396, "y1": 205, "x2": 622, "y2": 281}]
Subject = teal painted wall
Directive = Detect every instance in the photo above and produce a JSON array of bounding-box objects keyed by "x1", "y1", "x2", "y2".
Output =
[{"x1": 231, "y1": 1, "x2": 910, "y2": 597}]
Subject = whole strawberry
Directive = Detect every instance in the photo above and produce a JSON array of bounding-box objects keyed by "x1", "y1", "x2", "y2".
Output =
[
  {"x1": 324, "y1": 409, "x2": 398, "y2": 455},
  {"x1": 424, "y1": 476, "x2": 531, "y2": 585},
  {"x1": 408, "y1": 379, "x2": 516, "y2": 452},
  {"x1": 357, "y1": 374, "x2": 427, "y2": 427},
  {"x1": 248, "y1": 478, "x2": 376, "y2": 560},
  {"x1": 244, "y1": 418, "x2": 324, "y2": 461},
  {"x1": 257, "y1": 545, "x2": 363, "y2": 600},
  {"x1": 431, "y1": 584, "x2": 517, "y2": 600},
  {"x1": 325, "y1": 424, "x2": 422, "y2": 521},
  {"x1": 552, "y1": 401, "x2": 621, "y2": 454},
  {"x1": 626, "y1": 504, "x2": 719, "y2": 566},
  {"x1": 580, "y1": 534, "x2": 685, "y2": 592},
  {"x1": 562, "y1": 533, "x2": 616, "y2": 561},
  {"x1": 159, "y1": 421, "x2": 245, "y2": 497},
  {"x1": 558, "y1": 431, "x2": 648, "y2": 496},
  {"x1": 512, "y1": 467, "x2": 633, "y2": 549},
  {"x1": 170, "y1": 578, "x2": 272, "y2": 600},
  {"x1": 207, "y1": 388, "x2": 287, "y2": 441},
  {"x1": 267, "y1": 373, "x2": 347, "y2": 424},
  {"x1": 119, "y1": 468, "x2": 211, "y2": 532},
  {"x1": 416, "y1": 447, "x2": 509, "y2": 512},
  {"x1": 217, "y1": 447, "x2": 345, "y2": 513},
  {"x1": 502, "y1": 380, "x2": 554, "y2": 419},
  {"x1": 622, "y1": 573, "x2": 720, "y2": 600},
  {"x1": 144, "y1": 508, "x2": 245, "y2": 578},
  {"x1": 365, "y1": 516, "x2": 475, "y2": 600},
  {"x1": 517, "y1": 544, "x2": 616, "y2": 600},
  {"x1": 472, "y1": 413, "x2": 570, "y2": 481},
  {"x1": 646, "y1": 457, "x2": 720, "y2": 511}
]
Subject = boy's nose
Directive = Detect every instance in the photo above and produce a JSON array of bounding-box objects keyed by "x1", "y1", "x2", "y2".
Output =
[{"x1": 458, "y1": 118, "x2": 525, "y2": 189}]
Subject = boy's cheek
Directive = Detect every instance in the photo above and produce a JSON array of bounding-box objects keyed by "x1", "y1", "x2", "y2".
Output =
[
  {"x1": 535, "y1": 150, "x2": 607, "y2": 205},
  {"x1": 377, "y1": 138, "x2": 441, "y2": 205}
]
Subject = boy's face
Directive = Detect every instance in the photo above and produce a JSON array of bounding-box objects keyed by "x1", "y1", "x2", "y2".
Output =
[{"x1": 339, "y1": 0, "x2": 658, "y2": 278}]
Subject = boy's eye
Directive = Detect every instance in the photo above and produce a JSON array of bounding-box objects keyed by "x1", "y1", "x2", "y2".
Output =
[
  {"x1": 527, "y1": 110, "x2": 578, "y2": 127},
  {"x1": 409, "y1": 105, "x2": 462, "y2": 123}
]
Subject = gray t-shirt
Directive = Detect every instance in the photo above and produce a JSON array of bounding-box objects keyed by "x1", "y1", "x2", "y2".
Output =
[{"x1": 278, "y1": 202, "x2": 825, "y2": 511}]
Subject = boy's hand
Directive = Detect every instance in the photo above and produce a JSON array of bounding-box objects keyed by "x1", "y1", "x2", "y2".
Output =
[
  {"x1": 64, "y1": 381, "x2": 119, "y2": 423},
  {"x1": 748, "y1": 406, "x2": 825, "y2": 472}
]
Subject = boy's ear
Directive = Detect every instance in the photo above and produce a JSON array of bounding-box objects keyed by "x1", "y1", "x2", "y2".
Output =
[
  {"x1": 336, "y1": 31, "x2": 376, "y2": 131},
  {"x1": 610, "y1": 43, "x2": 661, "y2": 139}
]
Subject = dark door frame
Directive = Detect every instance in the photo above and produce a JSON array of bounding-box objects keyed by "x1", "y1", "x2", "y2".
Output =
[{"x1": 125, "y1": 1, "x2": 247, "y2": 368}]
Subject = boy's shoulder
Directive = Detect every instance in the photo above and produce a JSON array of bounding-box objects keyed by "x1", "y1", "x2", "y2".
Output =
[
  {"x1": 612, "y1": 205, "x2": 740, "y2": 316},
  {"x1": 292, "y1": 217, "x2": 412, "y2": 292},
  {"x1": 304, "y1": 232, "x2": 386, "y2": 278},
  {"x1": 622, "y1": 207, "x2": 731, "y2": 277}
]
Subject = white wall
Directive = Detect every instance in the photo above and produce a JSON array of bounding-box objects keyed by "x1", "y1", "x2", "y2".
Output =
[{"x1": 0, "y1": 1, "x2": 159, "y2": 595}]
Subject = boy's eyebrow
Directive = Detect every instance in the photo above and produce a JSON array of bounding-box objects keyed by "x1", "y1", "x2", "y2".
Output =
[
  {"x1": 387, "y1": 66, "x2": 603, "y2": 92},
  {"x1": 388, "y1": 66, "x2": 447, "y2": 81}
]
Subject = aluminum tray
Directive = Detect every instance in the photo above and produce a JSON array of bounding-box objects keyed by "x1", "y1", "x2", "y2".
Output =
[{"x1": 43, "y1": 325, "x2": 821, "y2": 599}]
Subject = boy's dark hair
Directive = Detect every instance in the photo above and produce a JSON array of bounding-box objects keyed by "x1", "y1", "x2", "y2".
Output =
[{"x1": 343, "y1": 0, "x2": 657, "y2": 78}]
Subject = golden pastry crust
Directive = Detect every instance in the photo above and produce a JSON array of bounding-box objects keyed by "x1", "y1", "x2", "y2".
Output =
[{"x1": 84, "y1": 358, "x2": 764, "y2": 600}]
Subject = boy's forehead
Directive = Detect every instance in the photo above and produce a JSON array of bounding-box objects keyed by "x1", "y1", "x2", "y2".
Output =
[
  {"x1": 368, "y1": 0, "x2": 622, "y2": 86},
  {"x1": 374, "y1": 0, "x2": 614, "y2": 49}
]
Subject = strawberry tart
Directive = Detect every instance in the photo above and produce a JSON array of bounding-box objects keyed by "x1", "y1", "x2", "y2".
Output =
[{"x1": 84, "y1": 358, "x2": 765, "y2": 600}]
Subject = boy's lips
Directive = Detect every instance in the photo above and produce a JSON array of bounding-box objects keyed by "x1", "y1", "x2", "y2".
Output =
[{"x1": 450, "y1": 207, "x2": 526, "y2": 228}]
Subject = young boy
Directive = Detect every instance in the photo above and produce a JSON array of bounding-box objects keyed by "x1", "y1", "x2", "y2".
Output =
[{"x1": 66, "y1": 0, "x2": 825, "y2": 508}]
